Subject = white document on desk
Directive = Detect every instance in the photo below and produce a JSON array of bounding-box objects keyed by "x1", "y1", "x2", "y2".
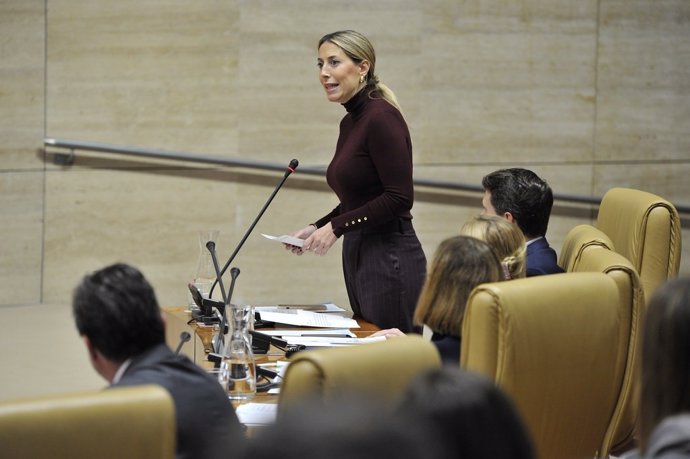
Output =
[
  {"x1": 254, "y1": 303, "x2": 347, "y2": 314},
  {"x1": 283, "y1": 336, "x2": 386, "y2": 347},
  {"x1": 258, "y1": 328, "x2": 357, "y2": 338},
  {"x1": 257, "y1": 309, "x2": 359, "y2": 329},
  {"x1": 235, "y1": 403, "x2": 277, "y2": 426}
]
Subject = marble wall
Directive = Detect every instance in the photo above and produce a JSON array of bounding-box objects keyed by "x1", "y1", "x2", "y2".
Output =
[
  {"x1": 1, "y1": 0, "x2": 689, "y2": 313},
  {"x1": 0, "y1": 1, "x2": 45, "y2": 305}
]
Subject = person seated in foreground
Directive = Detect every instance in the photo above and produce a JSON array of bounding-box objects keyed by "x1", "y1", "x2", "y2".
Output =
[
  {"x1": 238, "y1": 393, "x2": 449, "y2": 459},
  {"x1": 460, "y1": 214, "x2": 526, "y2": 280},
  {"x1": 372, "y1": 236, "x2": 503, "y2": 364},
  {"x1": 481, "y1": 168, "x2": 564, "y2": 276},
  {"x1": 399, "y1": 367, "x2": 535, "y2": 459},
  {"x1": 626, "y1": 277, "x2": 690, "y2": 459},
  {"x1": 72, "y1": 263, "x2": 243, "y2": 459}
]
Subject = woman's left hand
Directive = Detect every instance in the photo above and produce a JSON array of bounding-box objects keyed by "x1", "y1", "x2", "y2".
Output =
[
  {"x1": 370, "y1": 328, "x2": 406, "y2": 339},
  {"x1": 303, "y1": 222, "x2": 337, "y2": 256}
]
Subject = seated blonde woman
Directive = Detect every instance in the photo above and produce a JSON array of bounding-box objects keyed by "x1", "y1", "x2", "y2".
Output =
[
  {"x1": 371, "y1": 236, "x2": 503, "y2": 364},
  {"x1": 459, "y1": 214, "x2": 526, "y2": 280}
]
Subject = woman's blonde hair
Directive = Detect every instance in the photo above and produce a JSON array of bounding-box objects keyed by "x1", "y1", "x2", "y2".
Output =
[
  {"x1": 460, "y1": 214, "x2": 526, "y2": 280},
  {"x1": 318, "y1": 30, "x2": 402, "y2": 113},
  {"x1": 413, "y1": 236, "x2": 503, "y2": 337}
]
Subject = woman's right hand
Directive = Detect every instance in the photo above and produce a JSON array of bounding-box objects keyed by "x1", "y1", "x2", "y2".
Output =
[{"x1": 284, "y1": 225, "x2": 317, "y2": 255}]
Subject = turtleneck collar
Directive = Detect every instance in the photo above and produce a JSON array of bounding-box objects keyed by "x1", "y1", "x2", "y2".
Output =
[{"x1": 343, "y1": 86, "x2": 374, "y2": 115}]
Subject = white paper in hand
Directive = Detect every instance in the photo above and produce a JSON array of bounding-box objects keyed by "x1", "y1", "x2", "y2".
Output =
[{"x1": 261, "y1": 233, "x2": 304, "y2": 247}]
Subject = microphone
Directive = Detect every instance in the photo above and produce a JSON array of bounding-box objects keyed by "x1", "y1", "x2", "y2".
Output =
[
  {"x1": 174, "y1": 331, "x2": 191, "y2": 355},
  {"x1": 209, "y1": 158, "x2": 299, "y2": 297},
  {"x1": 249, "y1": 330, "x2": 306, "y2": 356},
  {"x1": 249, "y1": 330, "x2": 289, "y2": 351},
  {"x1": 210, "y1": 264, "x2": 241, "y2": 354},
  {"x1": 207, "y1": 241, "x2": 239, "y2": 336},
  {"x1": 206, "y1": 241, "x2": 228, "y2": 306},
  {"x1": 187, "y1": 283, "x2": 223, "y2": 323}
]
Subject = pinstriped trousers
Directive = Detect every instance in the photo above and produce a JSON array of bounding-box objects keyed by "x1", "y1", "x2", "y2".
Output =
[{"x1": 341, "y1": 220, "x2": 426, "y2": 333}]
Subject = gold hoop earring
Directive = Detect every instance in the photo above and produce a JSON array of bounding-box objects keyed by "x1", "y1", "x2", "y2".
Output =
[{"x1": 360, "y1": 75, "x2": 365, "y2": 83}]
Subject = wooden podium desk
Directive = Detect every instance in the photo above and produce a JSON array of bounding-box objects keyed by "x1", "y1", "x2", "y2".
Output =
[
  {"x1": 163, "y1": 306, "x2": 218, "y2": 365},
  {"x1": 163, "y1": 306, "x2": 379, "y2": 362},
  {"x1": 162, "y1": 306, "x2": 380, "y2": 409}
]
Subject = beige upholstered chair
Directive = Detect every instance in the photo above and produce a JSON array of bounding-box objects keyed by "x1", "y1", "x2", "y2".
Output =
[
  {"x1": 0, "y1": 385, "x2": 175, "y2": 459},
  {"x1": 461, "y1": 272, "x2": 626, "y2": 459},
  {"x1": 278, "y1": 335, "x2": 441, "y2": 418},
  {"x1": 561, "y1": 223, "x2": 645, "y2": 454},
  {"x1": 559, "y1": 223, "x2": 615, "y2": 272},
  {"x1": 596, "y1": 187, "x2": 682, "y2": 302}
]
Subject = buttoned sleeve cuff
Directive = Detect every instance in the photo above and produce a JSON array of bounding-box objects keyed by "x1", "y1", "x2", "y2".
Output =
[{"x1": 331, "y1": 214, "x2": 369, "y2": 237}]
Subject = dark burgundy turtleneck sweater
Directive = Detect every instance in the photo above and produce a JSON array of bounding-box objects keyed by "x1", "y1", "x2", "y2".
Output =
[{"x1": 313, "y1": 88, "x2": 415, "y2": 237}]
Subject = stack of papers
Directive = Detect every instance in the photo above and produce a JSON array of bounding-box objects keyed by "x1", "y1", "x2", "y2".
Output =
[
  {"x1": 256, "y1": 329, "x2": 384, "y2": 348},
  {"x1": 283, "y1": 336, "x2": 385, "y2": 347},
  {"x1": 258, "y1": 329, "x2": 356, "y2": 338},
  {"x1": 255, "y1": 303, "x2": 347, "y2": 314},
  {"x1": 256, "y1": 309, "x2": 359, "y2": 329}
]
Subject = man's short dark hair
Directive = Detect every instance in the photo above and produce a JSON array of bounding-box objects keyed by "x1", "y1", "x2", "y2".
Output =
[
  {"x1": 72, "y1": 263, "x2": 165, "y2": 362},
  {"x1": 482, "y1": 168, "x2": 554, "y2": 239}
]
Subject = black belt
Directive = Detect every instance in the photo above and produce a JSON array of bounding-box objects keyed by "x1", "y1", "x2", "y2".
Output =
[{"x1": 360, "y1": 218, "x2": 413, "y2": 234}]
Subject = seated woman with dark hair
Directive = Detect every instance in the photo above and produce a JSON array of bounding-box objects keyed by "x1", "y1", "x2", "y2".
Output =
[
  {"x1": 399, "y1": 367, "x2": 535, "y2": 459},
  {"x1": 630, "y1": 277, "x2": 690, "y2": 458},
  {"x1": 372, "y1": 236, "x2": 503, "y2": 364}
]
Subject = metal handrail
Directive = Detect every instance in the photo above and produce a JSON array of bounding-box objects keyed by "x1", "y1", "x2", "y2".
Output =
[{"x1": 43, "y1": 137, "x2": 687, "y2": 214}]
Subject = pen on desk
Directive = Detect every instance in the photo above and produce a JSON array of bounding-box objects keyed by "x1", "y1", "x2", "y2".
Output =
[
  {"x1": 277, "y1": 304, "x2": 328, "y2": 311},
  {"x1": 296, "y1": 334, "x2": 351, "y2": 338}
]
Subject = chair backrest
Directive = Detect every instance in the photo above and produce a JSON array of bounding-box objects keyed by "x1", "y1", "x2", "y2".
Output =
[
  {"x1": 278, "y1": 335, "x2": 441, "y2": 418},
  {"x1": 461, "y1": 272, "x2": 626, "y2": 459},
  {"x1": 565, "y1": 233, "x2": 645, "y2": 454},
  {"x1": 559, "y1": 223, "x2": 615, "y2": 272},
  {"x1": 0, "y1": 385, "x2": 175, "y2": 459},
  {"x1": 596, "y1": 187, "x2": 682, "y2": 301}
]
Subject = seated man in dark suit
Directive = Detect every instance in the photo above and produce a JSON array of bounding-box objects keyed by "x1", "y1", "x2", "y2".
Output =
[
  {"x1": 481, "y1": 168, "x2": 565, "y2": 276},
  {"x1": 72, "y1": 263, "x2": 243, "y2": 459}
]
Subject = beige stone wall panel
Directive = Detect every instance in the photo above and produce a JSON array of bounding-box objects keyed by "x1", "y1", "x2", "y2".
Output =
[
  {"x1": 0, "y1": 172, "x2": 44, "y2": 304},
  {"x1": 596, "y1": 0, "x2": 690, "y2": 161},
  {"x1": 417, "y1": 1, "x2": 597, "y2": 164},
  {"x1": 0, "y1": 0, "x2": 45, "y2": 170},
  {"x1": 47, "y1": 0, "x2": 240, "y2": 155},
  {"x1": 42, "y1": 165, "x2": 349, "y2": 307}
]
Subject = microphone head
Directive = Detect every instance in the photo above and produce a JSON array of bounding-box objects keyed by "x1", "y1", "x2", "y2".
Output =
[
  {"x1": 287, "y1": 158, "x2": 299, "y2": 173},
  {"x1": 180, "y1": 331, "x2": 191, "y2": 343},
  {"x1": 206, "y1": 240, "x2": 216, "y2": 251},
  {"x1": 230, "y1": 267, "x2": 240, "y2": 278},
  {"x1": 188, "y1": 283, "x2": 204, "y2": 308}
]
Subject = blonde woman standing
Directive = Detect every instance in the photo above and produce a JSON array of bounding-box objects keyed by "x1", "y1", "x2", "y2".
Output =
[{"x1": 286, "y1": 30, "x2": 426, "y2": 333}]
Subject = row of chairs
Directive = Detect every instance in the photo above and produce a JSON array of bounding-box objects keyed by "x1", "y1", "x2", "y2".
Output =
[
  {"x1": 560, "y1": 187, "x2": 681, "y2": 454},
  {"x1": 280, "y1": 274, "x2": 624, "y2": 459}
]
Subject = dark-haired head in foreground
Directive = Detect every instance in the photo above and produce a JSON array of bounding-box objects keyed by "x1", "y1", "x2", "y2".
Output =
[
  {"x1": 73, "y1": 263, "x2": 165, "y2": 367},
  {"x1": 399, "y1": 367, "x2": 535, "y2": 459},
  {"x1": 73, "y1": 263, "x2": 242, "y2": 459},
  {"x1": 239, "y1": 393, "x2": 449, "y2": 459}
]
